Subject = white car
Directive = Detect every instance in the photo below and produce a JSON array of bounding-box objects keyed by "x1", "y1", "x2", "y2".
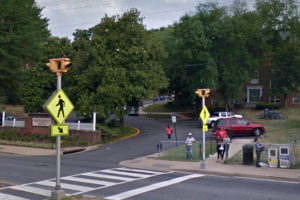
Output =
[{"x1": 206, "y1": 111, "x2": 243, "y2": 128}]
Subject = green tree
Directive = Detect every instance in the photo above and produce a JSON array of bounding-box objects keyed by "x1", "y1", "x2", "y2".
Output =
[
  {"x1": 70, "y1": 9, "x2": 168, "y2": 125},
  {"x1": 270, "y1": 44, "x2": 300, "y2": 107},
  {"x1": 215, "y1": 2, "x2": 264, "y2": 109},
  {"x1": 0, "y1": 0, "x2": 49, "y2": 103},
  {"x1": 165, "y1": 3, "x2": 225, "y2": 107},
  {"x1": 255, "y1": 0, "x2": 300, "y2": 107},
  {"x1": 21, "y1": 37, "x2": 72, "y2": 112}
]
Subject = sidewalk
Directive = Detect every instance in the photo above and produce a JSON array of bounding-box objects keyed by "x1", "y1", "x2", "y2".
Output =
[
  {"x1": 120, "y1": 138, "x2": 300, "y2": 182},
  {"x1": 0, "y1": 145, "x2": 87, "y2": 156}
]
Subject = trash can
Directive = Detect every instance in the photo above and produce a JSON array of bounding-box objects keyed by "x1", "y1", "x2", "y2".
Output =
[{"x1": 243, "y1": 144, "x2": 254, "y2": 165}]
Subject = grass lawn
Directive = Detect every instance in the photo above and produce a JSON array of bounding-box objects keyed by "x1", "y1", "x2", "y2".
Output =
[
  {"x1": 143, "y1": 102, "x2": 194, "y2": 113},
  {"x1": 226, "y1": 108, "x2": 300, "y2": 168},
  {"x1": 143, "y1": 114, "x2": 172, "y2": 120},
  {"x1": 97, "y1": 124, "x2": 137, "y2": 143},
  {"x1": 239, "y1": 108, "x2": 300, "y2": 144},
  {"x1": 158, "y1": 140, "x2": 216, "y2": 162},
  {"x1": 0, "y1": 104, "x2": 27, "y2": 118}
]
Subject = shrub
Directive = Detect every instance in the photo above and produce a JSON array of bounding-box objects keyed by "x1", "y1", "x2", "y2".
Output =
[
  {"x1": 234, "y1": 103, "x2": 245, "y2": 108},
  {"x1": 256, "y1": 103, "x2": 283, "y2": 110}
]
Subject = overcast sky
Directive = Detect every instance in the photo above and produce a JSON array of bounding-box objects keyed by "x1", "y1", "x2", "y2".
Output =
[{"x1": 35, "y1": 0, "x2": 255, "y2": 39}]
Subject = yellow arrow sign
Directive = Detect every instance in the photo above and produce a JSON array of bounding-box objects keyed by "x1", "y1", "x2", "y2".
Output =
[
  {"x1": 46, "y1": 89, "x2": 74, "y2": 125},
  {"x1": 200, "y1": 105, "x2": 210, "y2": 124},
  {"x1": 51, "y1": 124, "x2": 69, "y2": 136}
]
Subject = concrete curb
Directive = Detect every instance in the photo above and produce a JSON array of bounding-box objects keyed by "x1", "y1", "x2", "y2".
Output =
[
  {"x1": 0, "y1": 127, "x2": 141, "y2": 156},
  {"x1": 119, "y1": 153, "x2": 300, "y2": 183},
  {"x1": 172, "y1": 169, "x2": 300, "y2": 182},
  {"x1": 63, "y1": 126, "x2": 141, "y2": 154}
]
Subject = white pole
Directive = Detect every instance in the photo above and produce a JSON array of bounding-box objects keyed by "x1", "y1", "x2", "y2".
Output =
[
  {"x1": 93, "y1": 112, "x2": 96, "y2": 131},
  {"x1": 77, "y1": 120, "x2": 80, "y2": 131},
  {"x1": 2, "y1": 111, "x2": 5, "y2": 127},
  {"x1": 51, "y1": 75, "x2": 65, "y2": 200},
  {"x1": 13, "y1": 118, "x2": 16, "y2": 127},
  {"x1": 200, "y1": 97, "x2": 207, "y2": 169}
]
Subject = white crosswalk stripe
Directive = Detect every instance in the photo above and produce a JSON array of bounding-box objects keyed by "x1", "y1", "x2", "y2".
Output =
[
  {"x1": 0, "y1": 193, "x2": 30, "y2": 200},
  {"x1": 36, "y1": 180, "x2": 95, "y2": 192},
  {"x1": 82, "y1": 172, "x2": 135, "y2": 181},
  {"x1": 11, "y1": 185, "x2": 52, "y2": 197},
  {"x1": 62, "y1": 176, "x2": 116, "y2": 186},
  {"x1": 114, "y1": 167, "x2": 164, "y2": 175},
  {"x1": 0, "y1": 167, "x2": 171, "y2": 200},
  {"x1": 100, "y1": 169, "x2": 153, "y2": 178}
]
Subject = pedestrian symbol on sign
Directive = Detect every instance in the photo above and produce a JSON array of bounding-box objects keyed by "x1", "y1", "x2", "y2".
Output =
[{"x1": 56, "y1": 95, "x2": 65, "y2": 118}]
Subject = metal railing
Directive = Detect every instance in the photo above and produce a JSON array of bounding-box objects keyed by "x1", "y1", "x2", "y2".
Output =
[
  {"x1": 227, "y1": 142, "x2": 300, "y2": 168},
  {"x1": 2, "y1": 120, "x2": 94, "y2": 131},
  {"x1": 2, "y1": 120, "x2": 25, "y2": 127},
  {"x1": 157, "y1": 141, "x2": 202, "y2": 160}
]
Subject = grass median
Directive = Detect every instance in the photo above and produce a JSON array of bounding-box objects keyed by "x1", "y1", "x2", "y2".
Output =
[
  {"x1": 158, "y1": 140, "x2": 216, "y2": 162},
  {"x1": 225, "y1": 108, "x2": 300, "y2": 168}
]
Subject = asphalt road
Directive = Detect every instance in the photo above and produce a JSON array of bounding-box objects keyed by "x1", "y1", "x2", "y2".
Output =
[
  {"x1": 0, "y1": 115, "x2": 208, "y2": 184},
  {"x1": 0, "y1": 115, "x2": 299, "y2": 200}
]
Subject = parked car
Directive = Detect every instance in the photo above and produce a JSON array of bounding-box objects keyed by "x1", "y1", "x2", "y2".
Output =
[
  {"x1": 215, "y1": 117, "x2": 265, "y2": 138},
  {"x1": 153, "y1": 96, "x2": 159, "y2": 102},
  {"x1": 159, "y1": 95, "x2": 166, "y2": 101},
  {"x1": 128, "y1": 107, "x2": 139, "y2": 116},
  {"x1": 206, "y1": 111, "x2": 243, "y2": 128},
  {"x1": 0, "y1": 113, "x2": 15, "y2": 125}
]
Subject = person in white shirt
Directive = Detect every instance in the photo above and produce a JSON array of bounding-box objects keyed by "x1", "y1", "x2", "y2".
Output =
[{"x1": 185, "y1": 132, "x2": 196, "y2": 160}]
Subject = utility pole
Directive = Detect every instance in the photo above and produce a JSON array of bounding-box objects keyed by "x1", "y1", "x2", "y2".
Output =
[{"x1": 195, "y1": 88, "x2": 210, "y2": 169}]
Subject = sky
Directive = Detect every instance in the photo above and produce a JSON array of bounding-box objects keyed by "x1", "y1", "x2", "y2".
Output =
[{"x1": 35, "y1": 0, "x2": 256, "y2": 39}]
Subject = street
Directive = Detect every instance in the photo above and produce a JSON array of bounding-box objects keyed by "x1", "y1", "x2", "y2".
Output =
[{"x1": 0, "y1": 115, "x2": 299, "y2": 200}]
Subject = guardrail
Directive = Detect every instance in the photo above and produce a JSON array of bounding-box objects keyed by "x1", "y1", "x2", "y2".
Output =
[
  {"x1": 2, "y1": 120, "x2": 94, "y2": 131},
  {"x1": 3, "y1": 120, "x2": 25, "y2": 127}
]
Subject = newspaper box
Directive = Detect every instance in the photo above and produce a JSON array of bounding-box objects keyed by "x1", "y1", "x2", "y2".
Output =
[
  {"x1": 268, "y1": 148, "x2": 278, "y2": 168},
  {"x1": 279, "y1": 146, "x2": 290, "y2": 168}
]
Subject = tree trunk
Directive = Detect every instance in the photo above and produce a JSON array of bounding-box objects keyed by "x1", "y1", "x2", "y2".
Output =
[
  {"x1": 225, "y1": 103, "x2": 229, "y2": 111},
  {"x1": 119, "y1": 117, "x2": 124, "y2": 127},
  {"x1": 284, "y1": 94, "x2": 287, "y2": 108}
]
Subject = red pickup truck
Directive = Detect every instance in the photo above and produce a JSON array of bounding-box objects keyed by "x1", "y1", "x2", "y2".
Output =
[{"x1": 215, "y1": 117, "x2": 265, "y2": 138}]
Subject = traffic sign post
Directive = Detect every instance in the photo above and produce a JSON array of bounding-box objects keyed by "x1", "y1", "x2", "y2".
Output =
[
  {"x1": 45, "y1": 58, "x2": 72, "y2": 200},
  {"x1": 196, "y1": 89, "x2": 210, "y2": 169}
]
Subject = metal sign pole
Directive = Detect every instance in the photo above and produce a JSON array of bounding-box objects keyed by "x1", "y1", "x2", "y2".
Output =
[
  {"x1": 200, "y1": 97, "x2": 207, "y2": 169},
  {"x1": 51, "y1": 75, "x2": 65, "y2": 200}
]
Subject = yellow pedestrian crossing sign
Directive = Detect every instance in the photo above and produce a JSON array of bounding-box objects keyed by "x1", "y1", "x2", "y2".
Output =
[
  {"x1": 51, "y1": 124, "x2": 69, "y2": 136},
  {"x1": 46, "y1": 89, "x2": 74, "y2": 125},
  {"x1": 200, "y1": 105, "x2": 210, "y2": 125},
  {"x1": 203, "y1": 125, "x2": 208, "y2": 132}
]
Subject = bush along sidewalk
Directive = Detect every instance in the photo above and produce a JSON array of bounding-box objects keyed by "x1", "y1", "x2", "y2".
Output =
[{"x1": 0, "y1": 124, "x2": 138, "y2": 149}]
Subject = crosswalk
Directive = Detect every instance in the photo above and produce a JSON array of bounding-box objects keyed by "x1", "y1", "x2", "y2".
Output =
[{"x1": 0, "y1": 167, "x2": 172, "y2": 200}]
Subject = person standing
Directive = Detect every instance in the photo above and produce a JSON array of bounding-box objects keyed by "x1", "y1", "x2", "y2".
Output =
[
  {"x1": 165, "y1": 125, "x2": 173, "y2": 140},
  {"x1": 255, "y1": 137, "x2": 264, "y2": 167},
  {"x1": 185, "y1": 132, "x2": 196, "y2": 160},
  {"x1": 215, "y1": 126, "x2": 226, "y2": 140},
  {"x1": 223, "y1": 133, "x2": 230, "y2": 160},
  {"x1": 216, "y1": 135, "x2": 224, "y2": 163}
]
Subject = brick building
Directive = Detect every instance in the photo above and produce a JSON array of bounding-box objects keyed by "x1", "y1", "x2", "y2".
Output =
[{"x1": 207, "y1": 62, "x2": 300, "y2": 108}]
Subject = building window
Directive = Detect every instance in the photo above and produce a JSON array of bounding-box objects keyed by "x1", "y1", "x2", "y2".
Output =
[
  {"x1": 269, "y1": 96, "x2": 280, "y2": 104},
  {"x1": 293, "y1": 96, "x2": 299, "y2": 104}
]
